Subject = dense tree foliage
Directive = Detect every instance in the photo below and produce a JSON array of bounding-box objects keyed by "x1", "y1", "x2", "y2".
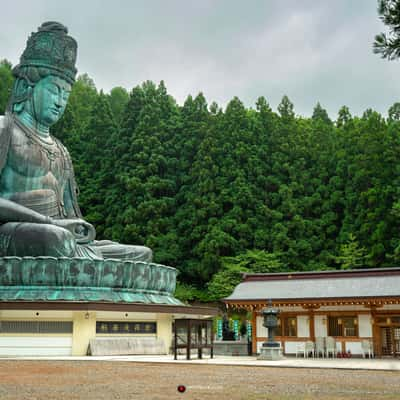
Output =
[
  {"x1": 0, "y1": 60, "x2": 14, "y2": 114},
  {"x1": 1, "y1": 61, "x2": 400, "y2": 302},
  {"x1": 207, "y1": 250, "x2": 284, "y2": 301},
  {"x1": 374, "y1": 0, "x2": 400, "y2": 59}
]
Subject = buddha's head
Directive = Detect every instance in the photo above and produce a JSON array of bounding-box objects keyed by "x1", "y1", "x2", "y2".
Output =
[{"x1": 9, "y1": 21, "x2": 77, "y2": 128}]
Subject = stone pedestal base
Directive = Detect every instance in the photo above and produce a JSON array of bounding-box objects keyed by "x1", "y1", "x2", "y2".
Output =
[
  {"x1": 258, "y1": 344, "x2": 283, "y2": 360},
  {"x1": 213, "y1": 340, "x2": 249, "y2": 356},
  {"x1": 0, "y1": 257, "x2": 182, "y2": 305}
]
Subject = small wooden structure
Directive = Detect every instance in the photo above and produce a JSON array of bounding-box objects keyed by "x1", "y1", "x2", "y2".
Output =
[{"x1": 173, "y1": 319, "x2": 214, "y2": 360}]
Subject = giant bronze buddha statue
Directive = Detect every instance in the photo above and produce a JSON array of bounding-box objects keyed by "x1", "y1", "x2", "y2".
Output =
[{"x1": 0, "y1": 21, "x2": 152, "y2": 262}]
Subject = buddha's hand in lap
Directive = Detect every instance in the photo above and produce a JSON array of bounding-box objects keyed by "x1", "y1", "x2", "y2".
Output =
[{"x1": 52, "y1": 218, "x2": 96, "y2": 244}]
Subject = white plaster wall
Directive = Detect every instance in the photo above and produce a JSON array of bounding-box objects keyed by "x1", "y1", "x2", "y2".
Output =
[
  {"x1": 314, "y1": 315, "x2": 327, "y2": 337},
  {"x1": 0, "y1": 310, "x2": 73, "y2": 319},
  {"x1": 358, "y1": 314, "x2": 372, "y2": 338},
  {"x1": 345, "y1": 341, "x2": 363, "y2": 355},
  {"x1": 156, "y1": 314, "x2": 172, "y2": 354},
  {"x1": 72, "y1": 311, "x2": 96, "y2": 356},
  {"x1": 256, "y1": 316, "x2": 268, "y2": 338},
  {"x1": 95, "y1": 311, "x2": 157, "y2": 320},
  {"x1": 297, "y1": 316, "x2": 309, "y2": 337},
  {"x1": 285, "y1": 341, "x2": 305, "y2": 354}
]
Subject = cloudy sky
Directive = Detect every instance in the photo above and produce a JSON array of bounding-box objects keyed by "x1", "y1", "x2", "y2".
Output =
[{"x1": 1, "y1": 0, "x2": 399, "y2": 117}]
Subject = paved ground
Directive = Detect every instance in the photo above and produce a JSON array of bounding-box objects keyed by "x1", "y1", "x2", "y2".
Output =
[
  {"x1": 0, "y1": 359, "x2": 399, "y2": 400},
  {"x1": 4, "y1": 354, "x2": 400, "y2": 371}
]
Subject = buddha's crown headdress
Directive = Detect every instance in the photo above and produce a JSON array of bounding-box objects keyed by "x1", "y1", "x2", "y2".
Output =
[{"x1": 13, "y1": 21, "x2": 77, "y2": 84}]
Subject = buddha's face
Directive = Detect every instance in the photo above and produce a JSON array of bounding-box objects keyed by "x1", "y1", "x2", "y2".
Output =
[{"x1": 28, "y1": 75, "x2": 71, "y2": 127}]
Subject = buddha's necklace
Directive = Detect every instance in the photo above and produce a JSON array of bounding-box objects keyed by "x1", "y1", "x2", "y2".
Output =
[{"x1": 13, "y1": 116, "x2": 62, "y2": 163}]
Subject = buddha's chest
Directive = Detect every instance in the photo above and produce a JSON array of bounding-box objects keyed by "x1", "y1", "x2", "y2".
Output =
[{"x1": 7, "y1": 127, "x2": 69, "y2": 183}]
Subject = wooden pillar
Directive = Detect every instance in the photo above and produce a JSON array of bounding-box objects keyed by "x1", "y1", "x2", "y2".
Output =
[
  {"x1": 309, "y1": 310, "x2": 315, "y2": 342},
  {"x1": 187, "y1": 320, "x2": 191, "y2": 360},
  {"x1": 174, "y1": 320, "x2": 177, "y2": 360},
  {"x1": 251, "y1": 310, "x2": 257, "y2": 355},
  {"x1": 210, "y1": 320, "x2": 214, "y2": 359},
  {"x1": 371, "y1": 307, "x2": 380, "y2": 357},
  {"x1": 198, "y1": 323, "x2": 202, "y2": 359}
]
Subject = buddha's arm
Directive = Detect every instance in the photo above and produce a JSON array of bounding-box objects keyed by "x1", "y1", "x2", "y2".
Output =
[
  {"x1": 0, "y1": 198, "x2": 95, "y2": 243},
  {"x1": 61, "y1": 160, "x2": 96, "y2": 243},
  {"x1": 0, "y1": 198, "x2": 52, "y2": 224}
]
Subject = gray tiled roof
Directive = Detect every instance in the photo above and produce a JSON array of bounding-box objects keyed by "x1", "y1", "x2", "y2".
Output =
[{"x1": 225, "y1": 275, "x2": 400, "y2": 301}]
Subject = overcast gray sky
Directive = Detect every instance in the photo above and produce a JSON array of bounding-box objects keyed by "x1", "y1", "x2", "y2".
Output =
[{"x1": 1, "y1": 0, "x2": 399, "y2": 118}]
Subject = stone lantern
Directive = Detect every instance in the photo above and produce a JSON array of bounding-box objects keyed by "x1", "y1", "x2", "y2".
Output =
[{"x1": 258, "y1": 300, "x2": 283, "y2": 360}]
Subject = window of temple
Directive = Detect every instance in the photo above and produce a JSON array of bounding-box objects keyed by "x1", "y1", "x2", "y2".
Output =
[
  {"x1": 0, "y1": 321, "x2": 72, "y2": 333},
  {"x1": 328, "y1": 316, "x2": 358, "y2": 337},
  {"x1": 276, "y1": 316, "x2": 297, "y2": 337}
]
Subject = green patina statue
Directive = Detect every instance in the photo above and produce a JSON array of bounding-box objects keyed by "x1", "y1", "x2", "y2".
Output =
[
  {"x1": 0, "y1": 22, "x2": 181, "y2": 304},
  {"x1": 0, "y1": 21, "x2": 152, "y2": 262}
]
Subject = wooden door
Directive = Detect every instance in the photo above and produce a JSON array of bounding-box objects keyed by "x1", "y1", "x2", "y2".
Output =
[{"x1": 380, "y1": 327, "x2": 400, "y2": 357}]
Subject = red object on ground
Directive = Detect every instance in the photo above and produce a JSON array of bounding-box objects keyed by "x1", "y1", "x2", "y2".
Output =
[
  {"x1": 347, "y1": 350, "x2": 352, "y2": 358},
  {"x1": 177, "y1": 385, "x2": 186, "y2": 393}
]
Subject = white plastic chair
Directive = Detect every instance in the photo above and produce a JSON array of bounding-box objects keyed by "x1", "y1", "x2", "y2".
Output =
[
  {"x1": 326, "y1": 336, "x2": 337, "y2": 358},
  {"x1": 295, "y1": 342, "x2": 306, "y2": 358},
  {"x1": 305, "y1": 341, "x2": 315, "y2": 358},
  {"x1": 315, "y1": 337, "x2": 325, "y2": 358},
  {"x1": 361, "y1": 340, "x2": 374, "y2": 358}
]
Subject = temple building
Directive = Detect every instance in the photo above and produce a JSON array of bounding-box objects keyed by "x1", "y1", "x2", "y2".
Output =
[
  {"x1": 224, "y1": 268, "x2": 400, "y2": 357},
  {"x1": 0, "y1": 295, "x2": 216, "y2": 356}
]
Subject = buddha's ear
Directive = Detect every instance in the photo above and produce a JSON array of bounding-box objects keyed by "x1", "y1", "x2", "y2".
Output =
[{"x1": 11, "y1": 79, "x2": 33, "y2": 114}]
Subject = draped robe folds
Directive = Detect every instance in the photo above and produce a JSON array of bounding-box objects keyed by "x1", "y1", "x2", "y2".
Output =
[{"x1": 0, "y1": 113, "x2": 152, "y2": 261}]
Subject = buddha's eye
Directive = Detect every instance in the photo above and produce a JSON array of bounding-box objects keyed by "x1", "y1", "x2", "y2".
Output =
[{"x1": 47, "y1": 85, "x2": 58, "y2": 95}]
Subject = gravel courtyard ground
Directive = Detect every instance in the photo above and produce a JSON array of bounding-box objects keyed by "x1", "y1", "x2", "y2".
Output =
[{"x1": 0, "y1": 361, "x2": 399, "y2": 400}]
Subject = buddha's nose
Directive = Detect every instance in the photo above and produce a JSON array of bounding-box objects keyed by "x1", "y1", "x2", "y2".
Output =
[
  {"x1": 53, "y1": 100, "x2": 61, "y2": 110},
  {"x1": 55, "y1": 93, "x2": 63, "y2": 108}
]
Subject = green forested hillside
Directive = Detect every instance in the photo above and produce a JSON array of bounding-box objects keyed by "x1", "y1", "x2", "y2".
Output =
[{"x1": 1, "y1": 60, "x2": 400, "y2": 301}]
